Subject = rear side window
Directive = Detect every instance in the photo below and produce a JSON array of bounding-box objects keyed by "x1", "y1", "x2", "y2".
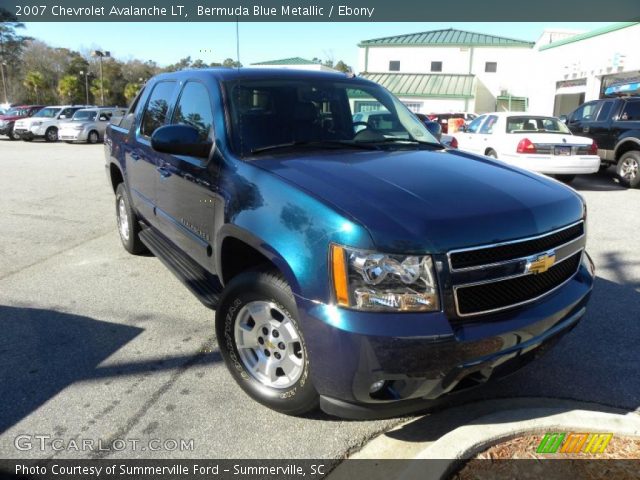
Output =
[
  {"x1": 620, "y1": 101, "x2": 640, "y2": 121},
  {"x1": 595, "y1": 101, "x2": 614, "y2": 121},
  {"x1": 140, "y1": 81, "x2": 176, "y2": 137},
  {"x1": 467, "y1": 115, "x2": 486, "y2": 133},
  {"x1": 479, "y1": 115, "x2": 498, "y2": 134},
  {"x1": 172, "y1": 82, "x2": 214, "y2": 142}
]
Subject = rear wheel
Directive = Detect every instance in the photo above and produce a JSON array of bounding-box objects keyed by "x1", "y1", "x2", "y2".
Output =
[
  {"x1": 616, "y1": 151, "x2": 640, "y2": 188},
  {"x1": 555, "y1": 174, "x2": 576, "y2": 184},
  {"x1": 44, "y1": 127, "x2": 58, "y2": 142},
  {"x1": 485, "y1": 149, "x2": 498, "y2": 159},
  {"x1": 216, "y1": 270, "x2": 319, "y2": 416},
  {"x1": 115, "y1": 183, "x2": 147, "y2": 254},
  {"x1": 87, "y1": 130, "x2": 99, "y2": 144}
]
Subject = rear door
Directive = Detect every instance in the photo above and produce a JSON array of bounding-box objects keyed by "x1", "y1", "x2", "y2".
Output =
[{"x1": 154, "y1": 80, "x2": 218, "y2": 270}]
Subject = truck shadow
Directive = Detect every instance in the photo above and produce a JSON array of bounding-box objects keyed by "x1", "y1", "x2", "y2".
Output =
[{"x1": 0, "y1": 305, "x2": 221, "y2": 433}]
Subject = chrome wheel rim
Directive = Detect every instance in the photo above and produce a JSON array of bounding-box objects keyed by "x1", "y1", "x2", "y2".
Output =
[
  {"x1": 117, "y1": 197, "x2": 130, "y2": 242},
  {"x1": 234, "y1": 301, "x2": 304, "y2": 389},
  {"x1": 620, "y1": 157, "x2": 638, "y2": 181},
  {"x1": 89, "y1": 132, "x2": 98, "y2": 144},
  {"x1": 47, "y1": 129, "x2": 57, "y2": 141}
]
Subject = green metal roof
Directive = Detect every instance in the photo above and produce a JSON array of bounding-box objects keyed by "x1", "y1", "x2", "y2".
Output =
[
  {"x1": 362, "y1": 73, "x2": 475, "y2": 99},
  {"x1": 251, "y1": 57, "x2": 318, "y2": 66},
  {"x1": 359, "y1": 28, "x2": 534, "y2": 48},
  {"x1": 539, "y1": 22, "x2": 639, "y2": 51}
]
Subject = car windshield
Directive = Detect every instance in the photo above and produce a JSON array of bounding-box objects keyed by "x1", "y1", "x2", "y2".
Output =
[
  {"x1": 225, "y1": 78, "x2": 439, "y2": 157},
  {"x1": 6, "y1": 108, "x2": 29, "y2": 116},
  {"x1": 33, "y1": 107, "x2": 61, "y2": 118},
  {"x1": 72, "y1": 110, "x2": 97, "y2": 121},
  {"x1": 506, "y1": 116, "x2": 571, "y2": 134}
]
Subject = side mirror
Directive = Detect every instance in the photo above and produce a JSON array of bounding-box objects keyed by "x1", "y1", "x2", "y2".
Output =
[
  {"x1": 59, "y1": 115, "x2": 67, "y2": 119},
  {"x1": 559, "y1": 115, "x2": 568, "y2": 124},
  {"x1": 151, "y1": 124, "x2": 213, "y2": 158}
]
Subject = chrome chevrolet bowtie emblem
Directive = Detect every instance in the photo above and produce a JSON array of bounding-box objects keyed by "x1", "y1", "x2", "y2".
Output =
[{"x1": 525, "y1": 250, "x2": 556, "y2": 275}]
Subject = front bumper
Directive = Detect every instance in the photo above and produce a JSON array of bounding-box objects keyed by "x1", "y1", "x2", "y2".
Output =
[
  {"x1": 500, "y1": 153, "x2": 601, "y2": 174},
  {"x1": 59, "y1": 129, "x2": 88, "y2": 142},
  {"x1": 298, "y1": 253, "x2": 594, "y2": 419},
  {"x1": 14, "y1": 125, "x2": 46, "y2": 139}
]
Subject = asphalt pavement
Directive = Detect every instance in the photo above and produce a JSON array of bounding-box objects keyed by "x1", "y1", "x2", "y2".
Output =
[{"x1": 0, "y1": 139, "x2": 638, "y2": 461}]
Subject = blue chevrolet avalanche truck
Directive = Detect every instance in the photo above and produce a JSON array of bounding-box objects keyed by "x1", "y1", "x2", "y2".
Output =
[{"x1": 104, "y1": 68, "x2": 594, "y2": 419}]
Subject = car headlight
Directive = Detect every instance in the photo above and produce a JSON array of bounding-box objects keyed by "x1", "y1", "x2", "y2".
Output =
[{"x1": 330, "y1": 244, "x2": 439, "y2": 312}]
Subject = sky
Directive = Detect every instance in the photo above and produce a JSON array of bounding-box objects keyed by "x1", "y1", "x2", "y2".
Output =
[{"x1": 22, "y1": 22, "x2": 609, "y2": 70}]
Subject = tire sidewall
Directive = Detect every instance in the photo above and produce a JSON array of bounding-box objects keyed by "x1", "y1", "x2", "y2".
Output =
[
  {"x1": 217, "y1": 272, "x2": 317, "y2": 414},
  {"x1": 45, "y1": 127, "x2": 58, "y2": 142},
  {"x1": 617, "y1": 152, "x2": 640, "y2": 188},
  {"x1": 115, "y1": 184, "x2": 135, "y2": 252},
  {"x1": 88, "y1": 131, "x2": 99, "y2": 144}
]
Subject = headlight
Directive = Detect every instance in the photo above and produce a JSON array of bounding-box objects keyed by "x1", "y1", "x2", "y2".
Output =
[{"x1": 330, "y1": 244, "x2": 439, "y2": 312}]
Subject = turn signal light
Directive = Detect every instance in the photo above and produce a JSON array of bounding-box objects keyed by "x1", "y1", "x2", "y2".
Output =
[{"x1": 516, "y1": 138, "x2": 536, "y2": 154}]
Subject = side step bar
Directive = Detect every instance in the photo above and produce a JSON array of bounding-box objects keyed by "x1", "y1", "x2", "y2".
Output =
[{"x1": 139, "y1": 228, "x2": 223, "y2": 309}]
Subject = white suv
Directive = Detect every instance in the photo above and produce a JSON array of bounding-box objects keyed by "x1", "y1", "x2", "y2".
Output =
[{"x1": 14, "y1": 105, "x2": 92, "y2": 142}]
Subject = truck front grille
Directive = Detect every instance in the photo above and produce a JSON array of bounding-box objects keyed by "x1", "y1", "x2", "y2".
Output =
[{"x1": 449, "y1": 221, "x2": 585, "y2": 317}]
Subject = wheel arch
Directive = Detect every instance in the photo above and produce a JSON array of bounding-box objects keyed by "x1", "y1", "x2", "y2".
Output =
[
  {"x1": 614, "y1": 137, "x2": 640, "y2": 160},
  {"x1": 109, "y1": 162, "x2": 124, "y2": 193}
]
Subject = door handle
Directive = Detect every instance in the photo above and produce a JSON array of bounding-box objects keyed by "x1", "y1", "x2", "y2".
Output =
[
  {"x1": 583, "y1": 127, "x2": 590, "y2": 133},
  {"x1": 157, "y1": 167, "x2": 172, "y2": 178}
]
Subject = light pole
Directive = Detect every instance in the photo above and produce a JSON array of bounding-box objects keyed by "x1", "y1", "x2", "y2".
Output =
[
  {"x1": 0, "y1": 61, "x2": 8, "y2": 105},
  {"x1": 91, "y1": 50, "x2": 110, "y2": 105},
  {"x1": 79, "y1": 70, "x2": 90, "y2": 105}
]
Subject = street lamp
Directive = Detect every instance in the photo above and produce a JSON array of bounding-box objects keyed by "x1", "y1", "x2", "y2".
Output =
[
  {"x1": 79, "y1": 70, "x2": 90, "y2": 105},
  {"x1": 0, "y1": 61, "x2": 8, "y2": 105},
  {"x1": 91, "y1": 50, "x2": 110, "y2": 105}
]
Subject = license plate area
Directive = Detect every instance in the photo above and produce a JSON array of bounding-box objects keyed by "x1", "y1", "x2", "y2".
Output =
[{"x1": 554, "y1": 146, "x2": 572, "y2": 156}]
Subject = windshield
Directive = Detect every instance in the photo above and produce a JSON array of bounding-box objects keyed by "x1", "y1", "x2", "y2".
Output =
[
  {"x1": 72, "y1": 110, "x2": 97, "y2": 121},
  {"x1": 34, "y1": 107, "x2": 61, "y2": 119},
  {"x1": 506, "y1": 116, "x2": 571, "y2": 134},
  {"x1": 6, "y1": 108, "x2": 29, "y2": 116},
  {"x1": 225, "y1": 78, "x2": 438, "y2": 157}
]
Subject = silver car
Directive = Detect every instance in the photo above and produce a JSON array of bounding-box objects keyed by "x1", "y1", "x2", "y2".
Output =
[{"x1": 59, "y1": 107, "x2": 126, "y2": 144}]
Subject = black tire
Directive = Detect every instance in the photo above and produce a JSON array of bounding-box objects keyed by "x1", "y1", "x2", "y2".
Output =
[
  {"x1": 22, "y1": 137, "x2": 32, "y2": 142},
  {"x1": 616, "y1": 151, "x2": 640, "y2": 189},
  {"x1": 44, "y1": 127, "x2": 58, "y2": 142},
  {"x1": 485, "y1": 149, "x2": 498, "y2": 159},
  {"x1": 87, "y1": 130, "x2": 99, "y2": 144},
  {"x1": 555, "y1": 174, "x2": 576, "y2": 184},
  {"x1": 8, "y1": 126, "x2": 20, "y2": 141},
  {"x1": 115, "y1": 183, "x2": 147, "y2": 254},
  {"x1": 65, "y1": 141, "x2": 74, "y2": 144},
  {"x1": 216, "y1": 270, "x2": 319, "y2": 416}
]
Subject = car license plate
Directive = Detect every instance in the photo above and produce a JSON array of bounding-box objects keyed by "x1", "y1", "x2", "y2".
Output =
[{"x1": 554, "y1": 146, "x2": 571, "y2": 156}]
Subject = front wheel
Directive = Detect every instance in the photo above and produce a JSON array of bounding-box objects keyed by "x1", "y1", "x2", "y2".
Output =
[
  {"x1": 9, "y1": 127, "x2": 20, "y2": 141},
  {"x1": 616, "y1": 151, "x2": 640, "y2": 188},
  {"x1": 216, "y1": 270, "x2": 319, "y2": 416},
  {"x1": 45, "y1": 127, "x2": 58, "y2": 142},
  {"x1": 88, "y1": 130, "x2": 99, "y2": 144}
]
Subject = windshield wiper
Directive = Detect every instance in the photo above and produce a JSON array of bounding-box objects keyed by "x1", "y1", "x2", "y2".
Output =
[
  {"x1": 357, "y1": 137, "x2": 445, "y2": 149},
  {"x1": 250, "y1": 140, "x2": 380, "y2": 155}
]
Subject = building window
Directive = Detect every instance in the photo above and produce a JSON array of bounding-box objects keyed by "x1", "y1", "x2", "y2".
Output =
[
  {"x1": 403, "y1": 102, "x2": 423, "y2": 113},
  {"x1": 389, "y1": 61, "x2": 400, "y2": 71},
  {"x1": 431, "y1": 61, "x2": 443, "y2": 72},
  {"x1": 485, "y1": 62, "x2": 498, "y2": 73}
]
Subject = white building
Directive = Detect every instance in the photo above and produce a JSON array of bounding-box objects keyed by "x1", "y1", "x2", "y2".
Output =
[
  {"x1": 528, "y1": 22, "x2": 640, "y2": 115},
  {"x1": 357, "y1": 28, "x2": 535, "y2": 114},
  {"x1": 251, "y1": 57, "x2": 336, "y2": 72}
]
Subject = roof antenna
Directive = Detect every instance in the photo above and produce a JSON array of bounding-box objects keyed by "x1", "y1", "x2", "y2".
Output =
[{"x1": 235, "y1": 17, "x2": 241, "y2": 68}]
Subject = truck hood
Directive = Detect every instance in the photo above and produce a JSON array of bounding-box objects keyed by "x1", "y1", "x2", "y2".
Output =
[{"x1": 254, "y1": 149, "x2": 584, "y2": 253}]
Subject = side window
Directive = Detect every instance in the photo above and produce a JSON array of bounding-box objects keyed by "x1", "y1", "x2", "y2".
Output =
[
  {"x1": 59, "y1": 108, "x2": 74, "y2": 119},
  {"x1": 389, "y1": 61, "x2": 400, "y2": 72},
  {"x1": 485, "y1": 62, "x2": 498, "y2": 73},
  {"x1": 479, "y1": 115, "x2": 498, "y2": 134},
  {"x1": 430, "y1": 61, "x2": 443, "y2": 72},
  {"x1": 140, "y1": 81, "x2": 176, "y2": 137},
  {"x1": 571, "y1": 102, "x2": 600, "y2": 122},
  {"x1": 172, "y1": 82, "x2": 214, "y2": 141},
  {"x1": 595, "y1": 101, "x2": 614, "y2": 121},
  {"x1": 620, "y1": 101, "x2": 640, "y2": 121},
  {"x1": 467, "y1": 115, "x2": 486, "y2": 133}
]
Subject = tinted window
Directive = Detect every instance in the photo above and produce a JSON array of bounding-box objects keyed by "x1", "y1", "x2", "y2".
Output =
[
  {"x1": 172, "y1": 82, "x2": 214, "y2": 142},
  {"x1": 467, "y1": 115, "x2": 486, "y2": 133},
  {"x1": 596, "y1": 101, "x2": 614, "y2": 121},
  {"x1": 506, "y1": 116, "x2": 570, "y2": 133},
  {"x1": 570, "y1": 101, "x2": 599, "y2": 122},
  {"x1": 479, "y1": 115, "x2": 498, "y2": 134},
  {"x1": 140, "y1": 81, "x2": 176, "y2": 137},
  {"x1": 620, "y1": 101, "x2": 640, "y2": 121},
  {"x1": 120, "y1": 89, "x2": 144, "y2": 130},
  {"x1": 389, "y1": 61, "x2": 400, "y2": 71},
  {"x1": 431, "y1": 61, "x2": 442, "y2": 72},
  {"x1": 485, "y1": 62, "x2": 497, "y2": 73}
]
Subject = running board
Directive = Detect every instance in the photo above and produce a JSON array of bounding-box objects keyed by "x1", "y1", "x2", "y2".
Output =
[{"x1": 139, "y1": 228, "x2": 222, "y2": 309}]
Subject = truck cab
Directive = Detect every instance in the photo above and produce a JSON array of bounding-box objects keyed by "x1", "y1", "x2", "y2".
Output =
[{"x1": 105, "y1": 68, "x2": 594, "y2": 418}]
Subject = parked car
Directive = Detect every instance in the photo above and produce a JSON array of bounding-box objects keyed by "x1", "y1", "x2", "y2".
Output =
[
  {"x1": 564, "y1": 95, "x2": 640, "y2": 188},
  {"x1": 456, "y1": 112, "x2": 600, "y2": 183},
  {"x1": 59, "y1": 107, "x2": 126, "y2": 144},
  {"x1": 428, "y1": 112, "x2": 477, "y2": 133},
  {"x1": 0, "y1": 105, "x2": 45, "y2": 140},
  {"x1": 105, "y1": 68, "x2": 593, "y2": 418},
  {"x1": 13, "y1": 105, "x2": 92, "y2": 142}
]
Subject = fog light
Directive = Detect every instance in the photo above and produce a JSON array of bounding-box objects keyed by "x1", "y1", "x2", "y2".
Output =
[{"x1": 369, "y1": 380, "x2": 386, "y2": 394}]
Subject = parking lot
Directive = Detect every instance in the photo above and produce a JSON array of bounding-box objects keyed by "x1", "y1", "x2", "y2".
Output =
[{"x1": 1, "y1": 139, "x2": 639, "y2": 461}]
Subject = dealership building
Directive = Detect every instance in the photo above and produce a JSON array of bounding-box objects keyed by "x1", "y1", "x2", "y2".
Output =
[{"x1": 357, "y1": 22, "x2": 640, "y2": 115}]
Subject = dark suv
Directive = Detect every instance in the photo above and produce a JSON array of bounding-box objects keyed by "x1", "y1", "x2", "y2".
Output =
[
  {"x1": 105, "y1": 68, "x2": 594, "y2": 418},
  {"x1": 565, "y1": 96, "x2": 640, "y2": 188}
]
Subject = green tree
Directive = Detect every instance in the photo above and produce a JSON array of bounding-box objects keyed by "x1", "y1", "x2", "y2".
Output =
[
  {"x1": 334, "y1": 60, "x2": 352, "y2": 73},
  {"x1": 90, "y1": 77, "x2": 111, "y2": 105},
  {"x1": 57, "y1": 75, "x2": 82, "y2": 103},
  {"x1": 222, "y1": 58, "x2": 242, "y2": 68},
  {"x1": 23, "y1": 70, "x2": 45, "y2": 103},
  {"x1": 124, "y1": 82, "x2": 141, "y2": 104}
]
